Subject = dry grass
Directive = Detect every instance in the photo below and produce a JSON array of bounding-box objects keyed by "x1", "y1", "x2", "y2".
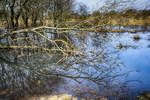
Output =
[
  {"x1": 20, "y1": 94, "x2": 108, "y2": 100},
  {"x1": 0, "y1": 17, "x2": 150, "y2": 29}
]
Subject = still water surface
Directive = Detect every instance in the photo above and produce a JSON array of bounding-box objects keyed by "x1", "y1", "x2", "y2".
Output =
[{"x1": 0, "y1": 26, "x2": 150, "y2": 99}]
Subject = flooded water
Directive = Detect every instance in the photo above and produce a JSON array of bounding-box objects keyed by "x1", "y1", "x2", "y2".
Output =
[
  {"x1": 55, "y1": 30, "x2": 150, "y2": 99},
  {"x1": 110, "y1": 31, "x2": 150, "y2": 90},
  {"x1": 119, "y1": 32, "x2": 150, "y2": 91},
  {"x1": 0, "y1": 26, "x2": 150, "y2": 100}
]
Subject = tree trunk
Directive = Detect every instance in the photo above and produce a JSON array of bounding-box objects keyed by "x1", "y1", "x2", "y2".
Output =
[
  {"x1": 10, "y1": 7, "x2": 15, "y2": 28},
  {"x1": 25, "y1": 17, "x2": 29, "y2": 27},
  {"x1": 9, "y1": 0, "x2": 16, "y2": 29},
  {"x1": 15, "y1": 14, "x2": 20, "y2": 28}
]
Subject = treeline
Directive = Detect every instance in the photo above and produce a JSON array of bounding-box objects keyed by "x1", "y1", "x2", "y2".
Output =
[
  {"x1": 0, "y1": 0, "x2": 74, "y2": 29},
  {"x1": 63, "y1": 9, "x2": 150, "y2": 27},
  {"x1": 87, "y1": 9, "x2": 150, "y2": 26},
  {"x1": 0, "y1": 0, "x2": 150, "y2": 29}
]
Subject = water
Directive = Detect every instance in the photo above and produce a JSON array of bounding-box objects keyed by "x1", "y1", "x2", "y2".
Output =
[
  {"x1": 103, "y1": 31, "x2": 150, "y2": 92},
  {"x1": 0, "y1": 26, "x2": 150, "y2": 99},
  {"x1": 103, "y1": 25, "x2": 150, "y2": 32},
  {"x1": 121, "y1": 48, "x2": 150, "y2": 89},
  {"x1": 64, "y1": 31, "x2": 150, "y2": 98}
]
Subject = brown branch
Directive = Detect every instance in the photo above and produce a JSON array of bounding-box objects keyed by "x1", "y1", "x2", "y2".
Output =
[{"x1": 0, "y1": 45, "x2": 77, "y2": 53}]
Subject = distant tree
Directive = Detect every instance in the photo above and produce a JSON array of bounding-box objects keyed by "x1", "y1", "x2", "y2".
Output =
[
  {"x1": 0, "y1": 0, "x2": 30, "y2": 29},
  {"x1": 92, "y1": 11, "x2": 100, "y2": 17},
  {"x1": 48, "y1": 0, "x2": 74, "y2": 27},
  {"x1": 139, "y1": 10, "x2": 150, "y2": 19},
  {"x1": 0, "y1": 0, "x2": 74, "y2": 28},
  {"x1": 122, "y1": 9, "x2": 137, "y2": 18},
  {"x1": 76, "y1": 3, "x2": 89, "y2": 20}
]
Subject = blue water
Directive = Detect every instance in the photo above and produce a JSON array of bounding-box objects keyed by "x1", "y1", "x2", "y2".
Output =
[
  {"x1": 1, "y1": 27, "x2": 150, "y2": 99},
  {"x1": 113, "y1": 31, "x2": 150, "y2": 91},
  {"x1": 120, "y1": 48, "x2": 150, "y2": 90},
  {"x1": 57, "y1": 31, "x2": 150, "y2": 95}
]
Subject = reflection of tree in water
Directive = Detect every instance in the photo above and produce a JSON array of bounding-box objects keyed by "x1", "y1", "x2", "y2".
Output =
[
  {"x1": 0, "y1": 28, "x2": 133, "y2": 100},
  {"x1": 0, "y1": 50, "x2": 64, "y2": 100},
  {"x1": 64, "y1": 31, "x2": 133, "y2": 99}
]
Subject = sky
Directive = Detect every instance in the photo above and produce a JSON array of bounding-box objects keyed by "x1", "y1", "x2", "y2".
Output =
[
  {"x1": 75, "y1": 0, "x2": 101, "y2": 12},
  {"x1": 75, "y1": 0, "x2": 150, "y2": 12}
]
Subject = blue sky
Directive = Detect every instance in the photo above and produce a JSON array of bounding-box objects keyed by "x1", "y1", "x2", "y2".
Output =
[{"x1": 76, "y1": 0, "x2": 150, "y2": 12}]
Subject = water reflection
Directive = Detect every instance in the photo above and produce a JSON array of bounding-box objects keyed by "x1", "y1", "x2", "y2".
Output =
[
  {"x1": 0, "y1": 50, "x2": 63, "y2": 100},
  {"x1": 120, "y1": 48, "x2": 150, "y2": 90},
  {"x1": 103, "y1": 25, "x2": 150, "y2": 32},
  {"x1": 0, "y1": 26, "x2": 150, "y2": 100},
  {"x1": 113, "y1": 30, "x2": 150, "y2": 93}
]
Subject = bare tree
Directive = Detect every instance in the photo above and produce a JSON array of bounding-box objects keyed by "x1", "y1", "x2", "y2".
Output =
[{"x1": 1, "y1": 0, "x2": 30, "y2": 29}]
